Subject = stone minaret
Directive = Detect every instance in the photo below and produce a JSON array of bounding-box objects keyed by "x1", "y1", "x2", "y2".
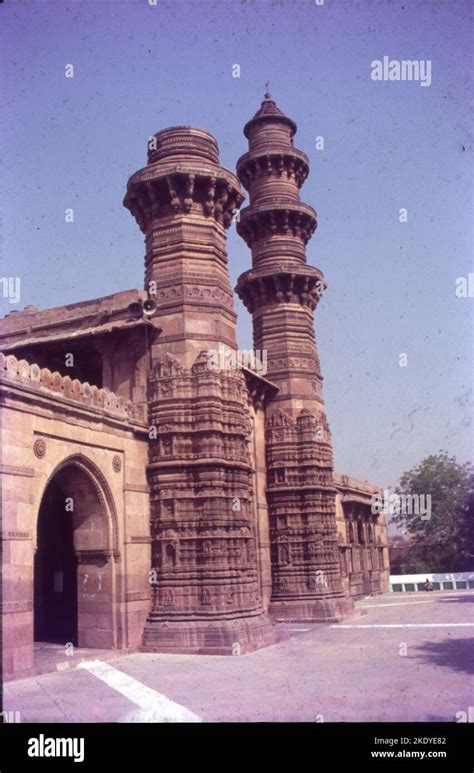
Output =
[
  {"x1": 236, "y1": 96, "x2": 354, "y2": 622},
  {"x1": 124, "y1": 127, "x2": 275, "y2": 652}
]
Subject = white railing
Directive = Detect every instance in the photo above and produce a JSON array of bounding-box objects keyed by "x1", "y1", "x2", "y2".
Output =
[{"x1": 389, "y1": 572, "x2": 474, "y2": 592}]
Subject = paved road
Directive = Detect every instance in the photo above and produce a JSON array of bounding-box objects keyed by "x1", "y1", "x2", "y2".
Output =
[{"x1": 3, "y1": 592, "x2": 473, "y2": 723}]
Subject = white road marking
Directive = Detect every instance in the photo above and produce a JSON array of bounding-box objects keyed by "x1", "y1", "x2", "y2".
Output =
[
  {"x1": 77, "y1": 659, "x2": 201, "y2": 722},
  {"x1": 360, "y1": 600, "x2": 438, "y2": 608},
  {"x1": 284, "y1": 628, "x2": 313, "y2": 632},
  {"x1": 361, "y1": 594, "x2": 474, "y2": 608},
  {"x1": 331, "y1": 623, "x2": 474, "y2": 629}
]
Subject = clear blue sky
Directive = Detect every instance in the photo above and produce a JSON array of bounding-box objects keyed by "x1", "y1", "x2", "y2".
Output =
[{"x1": 1, "y1": 0, "x2": 472, "y2": 490}]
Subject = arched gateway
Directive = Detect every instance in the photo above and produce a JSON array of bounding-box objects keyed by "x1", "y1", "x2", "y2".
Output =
[{"x1": 34, "y1": 456, "x2": 119, "y2": 650}]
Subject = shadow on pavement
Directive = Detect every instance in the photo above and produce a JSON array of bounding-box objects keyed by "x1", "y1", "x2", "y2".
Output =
[
  {"x1": 438, "y1": 595, "x2": 474, "y2": 603},
  {"x1": 413, "y1": 636, "x2": 474, "y2": 676}
]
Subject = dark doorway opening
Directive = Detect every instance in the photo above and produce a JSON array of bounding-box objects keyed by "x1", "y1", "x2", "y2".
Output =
[{"x1": 34, "y1": 478, "x2": 78, "y2": 645}]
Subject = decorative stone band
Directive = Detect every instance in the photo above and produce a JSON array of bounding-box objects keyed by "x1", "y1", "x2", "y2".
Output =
[
  {"x1": 125, "y1": 590, "x2": 151, "y2": 603},
  {"x1": 1, "y1": 601, "x2": 33, "y2": 614},
  {"x1": 0, "y1": 352, "x2": 144, "y2": 423},
  {"x1": 76, "y1": 548, "x2": 120, "y2": 563},
  {"x1": 0, "y1": 530, "x2": 31, "y2": 540},
  {"x1": 0, "y1": 464, "x2": 35, "y2": 478},
  {"x1": 237, "y1": 202, "x2": 317, "y2": 248}
]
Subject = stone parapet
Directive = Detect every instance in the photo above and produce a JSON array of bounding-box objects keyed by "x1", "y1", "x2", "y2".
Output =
[{"x1": 0, "y1": 352, "x2": 145, "y2": 424}]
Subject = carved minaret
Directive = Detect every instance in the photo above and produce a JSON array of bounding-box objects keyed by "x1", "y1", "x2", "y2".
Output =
[
  {"x1": 124, "y1": 126, "x2": 275, "y2": 652},
  {"x1": 236, "y1": 96, "x2": 354, "y2": 622}
]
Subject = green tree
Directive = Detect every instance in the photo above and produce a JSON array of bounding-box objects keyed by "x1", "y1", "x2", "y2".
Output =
[{"x1": 392, "y1": 452, "x2": 474, "y2": 573}]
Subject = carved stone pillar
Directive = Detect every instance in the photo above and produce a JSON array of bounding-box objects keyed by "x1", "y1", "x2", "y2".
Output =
[{"x1": 94, "y1": 337, "x2": 116, "y2": 391}]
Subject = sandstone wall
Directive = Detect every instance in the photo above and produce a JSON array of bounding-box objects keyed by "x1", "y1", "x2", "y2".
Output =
[{"x1": 0, "y1": 353, "x2": 150, "y2": 679}]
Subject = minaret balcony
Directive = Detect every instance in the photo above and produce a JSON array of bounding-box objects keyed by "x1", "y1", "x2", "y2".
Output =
[
  {"x1": 237, "y1": 201, "x2": 317, "y2": 247},
  {"x1": 237, "y1": 148, "x2": 309, "y2": 191},
  {"x1": 236, "y1": 264, "x2": 326, "y2": 312}
]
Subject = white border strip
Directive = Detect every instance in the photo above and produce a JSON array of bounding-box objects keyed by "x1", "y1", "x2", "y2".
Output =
[
  {"x1": 77, "y1": 659, "x2": 201, "y2": 722},
  {"x1": 331, "y1": 623, "x2": 474, "y2": 629}
]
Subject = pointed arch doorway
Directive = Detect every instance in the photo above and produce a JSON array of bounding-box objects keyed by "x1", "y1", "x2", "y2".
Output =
[
  {"x1": 34, "y1": 475, "x2": 78, "y2": 643},
  {"x1": 34, "y1": 458, "x2": 119, "y2": 649}
]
